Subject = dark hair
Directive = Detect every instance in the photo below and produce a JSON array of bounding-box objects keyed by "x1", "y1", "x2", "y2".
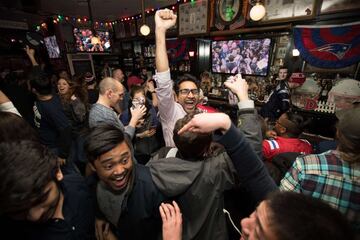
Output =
[
  {"x1": 84, "y1": 124, "x2": 133, "y2": 164},
  {"x1": 267, "y1": 191, "x2": 354, "y2": 240},
  {"x1": 173, "y1": 113, "x2": 212, "y2": 160},
  {"x1": 29, "y1": 71, "x2": 52, "y2": 95},
  {"x1": 174, "y1": 74, "x2": 200, "y2": 95},
  {"x1": 128, "y1": 85, "x2": 151, "y2": 117},
  {"x1": 336, "y1": 127, "x2": 360, "y2": 163},
  {"x1": 0, "y1": 112, "x2": 39, "y2": 143},
  {"x1": 284, "y1": 112, "x2": 307, "y2": 138},
  {"x1": 0, "y1": 140, "x2": 57, "y2": 215},
  {"x1": 279, "y1": 66, "x2": 288, "y2": 71},
  {"x1": 59, "y1": 76, "x2": 89, "y2": 105}
]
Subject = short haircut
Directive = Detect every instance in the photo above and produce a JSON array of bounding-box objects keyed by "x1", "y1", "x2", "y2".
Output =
[
  {"x1": 283, "y1": 112, "x2": 306, "y2": 138},
  {"x1": 267, "y1": 191, "x2": 354, "y2": 240},
  {"x1": 98, "y1": 77, "x2": 121, "y2": 95},
  {"x1": 0, "y1": 140, "x2": 57, "y2": 215},
  {"x1": 174, "y1": 74, "x2": 200, "y2": 95},
  {"x1": 200, "y1": 71, "x2": 212, "y2": 81},
  {"x1": 336, "y1": 127, "x2": 360, "y2": 163},
  {"x1": 112, "y1": 68, "x2": 123, "y2": 76},
  {"x1": 84, "y1": 124, "x2": 133, "y2": 164},
  {"x1": 0, "y1": 112, "x2": 39, "y2": 143},
  {"x1": 279, "y1": 66, "x2": 288, "y2": 71},
  {"x1": 29, "y1": 71, "x2": 52, "y2": 95},
  {"x1": 173, "y1": 113, "x2": 212, "y2": 160},
  {"x1": 129, "y1": 85, "x2": 145, "y2": 99}
]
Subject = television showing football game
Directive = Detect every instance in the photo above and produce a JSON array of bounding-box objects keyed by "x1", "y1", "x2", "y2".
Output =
[
  {"x1": 44, "y1": 35, "x2": 60, "y2": 58},
  {"x1": 211, "y1": 38, "x2": 272, "y2": 76},
  {"x1": 73, "y1": 28, "x2": 111, "y2": 52}
]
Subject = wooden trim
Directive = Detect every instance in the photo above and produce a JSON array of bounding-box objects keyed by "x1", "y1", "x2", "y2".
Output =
[{"x1": 209, "y1": 24, "x2": 292, "y2": 36}]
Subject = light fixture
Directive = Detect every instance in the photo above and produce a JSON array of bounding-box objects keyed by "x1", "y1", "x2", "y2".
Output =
[
  {"x1": 140, "y1": 0, "x2": 150, "y2": 36},
  {"x1": 140, "y1": 25, "x2": 151, "y2": 36},
  {"x1": 188, "y1": 51, "x2": 195, "y2": 57},
  {"x1": 292, "y1": 48, "x2": 300, "y2": 57},
  {"x1": 249, "y1": 1, "x2": 266, "y2": 21}
]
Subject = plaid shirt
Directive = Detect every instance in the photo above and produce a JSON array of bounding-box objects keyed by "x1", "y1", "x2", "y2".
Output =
[{"x1": 280, "y1": 150, "x2": 360, "y2": 230}]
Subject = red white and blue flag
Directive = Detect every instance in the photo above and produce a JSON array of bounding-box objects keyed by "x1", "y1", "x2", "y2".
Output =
[{"x1": 294, "y1": 22, "x2": 360, "y2": 68}]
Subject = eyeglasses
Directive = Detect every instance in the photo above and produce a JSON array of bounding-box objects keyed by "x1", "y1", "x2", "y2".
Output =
[{"x1": 179, "y1": 88, "x2": 199, "y2": 96}]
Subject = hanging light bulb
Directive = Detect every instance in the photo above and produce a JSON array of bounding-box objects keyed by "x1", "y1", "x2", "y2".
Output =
[
  {"x1": 140, "y1": 0, "x2": 150, "y2": 36},
  {"x1": 249, "y1": 2, "x2": 266, "y2": 21},
  {"x1": 140, "y1": 24, "x2": 150, "y2": 36}
]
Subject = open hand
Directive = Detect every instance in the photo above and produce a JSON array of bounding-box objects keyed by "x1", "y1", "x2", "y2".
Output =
[
  {"x1": 224, "y1": 74, "x2": 249, "y2": 102},
  {"x1": 24, "y1": 45, "x2": 35, "y2": 57},
  {"x1": 178, "y1": 113, "x2": 231, "y2": 135},
  {"x1": 160, "y1": 201, "x2": 182, "y2": 240}
]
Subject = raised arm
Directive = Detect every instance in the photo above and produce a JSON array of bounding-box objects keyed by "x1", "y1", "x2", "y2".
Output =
[
  {"x1": 178, "y1": 113, "x2": 277, "y2": 203},
  {"x1": 224, "y1": 74, "x2": 263, "y2": 159},
  {"x1": 155, "y1": 9, "x2": 177, "y2": 73},
  {"x1": 24, "y1": 45, "x2": 39, "y2": 67}
]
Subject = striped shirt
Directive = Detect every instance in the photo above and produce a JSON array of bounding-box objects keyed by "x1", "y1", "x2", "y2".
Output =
[{"x1": 280, "y1": 150, "x2": 360, "y2": 231}]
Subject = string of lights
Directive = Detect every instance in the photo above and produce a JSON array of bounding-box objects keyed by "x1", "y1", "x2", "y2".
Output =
[{"x1": 34, "y1": 0, "x2": 197, "y2": 31}]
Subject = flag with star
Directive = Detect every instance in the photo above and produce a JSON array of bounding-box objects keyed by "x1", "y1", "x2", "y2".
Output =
[{"x1": 293, "y1": 22, "x2": 360, "y2": 68}]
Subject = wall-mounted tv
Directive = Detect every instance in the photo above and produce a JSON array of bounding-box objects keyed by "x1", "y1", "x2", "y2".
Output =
[
  {"x1": 44, "y1": 35, "x2": 60, "y2": 58},
  {"x1": 211, "y1": 38, "x2": 272, "y2": 76},
  {"x1": 73, "y1": 28, "x2": 111, "y2": 52}
]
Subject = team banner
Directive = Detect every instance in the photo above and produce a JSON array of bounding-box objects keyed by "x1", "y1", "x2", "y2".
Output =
[{"x1": 294, "y1": 22, "x2": 360, "y2": 68}]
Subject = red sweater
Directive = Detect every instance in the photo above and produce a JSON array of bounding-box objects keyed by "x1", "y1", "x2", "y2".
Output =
[{"x1": 262, "y1": 136, "x2": 313, "y2": 161}]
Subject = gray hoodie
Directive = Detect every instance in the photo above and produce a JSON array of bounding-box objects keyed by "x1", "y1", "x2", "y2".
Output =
[{"x1": 148, "y1": 152, "x2": 237, "y2": 240}]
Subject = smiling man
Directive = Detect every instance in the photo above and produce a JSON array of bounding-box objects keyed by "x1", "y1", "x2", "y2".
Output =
[
  {"x1": 154, "y1": 9, "x2": 201, "y2": 147},
  {"x1": 89, "y1": 77, "x2": 146, "y2": 140},
  {"x1": 84, "y1": 124, "x2": 166, "y2": 239},
  {"x1": 0, "y1": 140, "x2": 95, "y2": 239}
]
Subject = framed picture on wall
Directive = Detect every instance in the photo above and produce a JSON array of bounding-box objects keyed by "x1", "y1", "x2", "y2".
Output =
[
  {"x1": 320, "y1": 0, "x2": 360, "y2": 14},
  {"x1": 276, "y1": 47, "x2": 287, "y2": 59},
  {"x1": 214, "y1": 0, "x2": 248, "y2": 30},
  {"x1": 259, "y1": 0, "x2": 318, "y2": 24},
  {"x1": 178, "y1": 0, "x2": 209, "y2": 36}
]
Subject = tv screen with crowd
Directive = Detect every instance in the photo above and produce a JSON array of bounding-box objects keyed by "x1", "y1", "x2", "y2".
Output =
[
  {"x1": 73, "y1": 28, "x2": 111, "y2": 52},
  {"x1": 211, "y1": 38, "x2": 272, "y2": 76}
]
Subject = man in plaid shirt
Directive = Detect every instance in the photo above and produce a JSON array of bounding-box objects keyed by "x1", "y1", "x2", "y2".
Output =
[{"x1": 280, "y1": 107, "x2": 360, "y2": 232}]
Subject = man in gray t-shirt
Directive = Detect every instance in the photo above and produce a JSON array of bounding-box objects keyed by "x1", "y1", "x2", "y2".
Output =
[{"x1": 89, "y1": 77, "x2": 145, "y2": 139}]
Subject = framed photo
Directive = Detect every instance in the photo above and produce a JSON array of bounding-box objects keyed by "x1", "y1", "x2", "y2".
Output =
[
  {"x1": 179, "y1": 0, "x2": 209, "y2": 36},
  {"x1": 276, "y1": 47, "x2": 287, "y2": 59},
  {"x1": 260, "y1": 0, "x2": 318, "y2": 24},
  {"x1": 216, "y1": 0, "x2": 242, "y2": 24},
  {"x1": 320, "y1": 0, "x2": 360, "y2": 14}
]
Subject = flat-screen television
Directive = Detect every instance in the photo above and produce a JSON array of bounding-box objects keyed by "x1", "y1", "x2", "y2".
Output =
[
  {"x1": 44, "y1": 35, "x2": 61, "y2": 58},
  {"x1": 211, "y1": 38, "x2": 272, "y2": 76},
  {"x1": 73, "y1": 28, "x2": 111, "y2": 52}
]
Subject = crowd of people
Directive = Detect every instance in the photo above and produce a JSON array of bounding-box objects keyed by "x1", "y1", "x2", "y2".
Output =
[
  {"x1": 0, "y1": 9, "x2": 358, "y2": 240},
  {"x1": 212, "y1": 39, "x2": 271, "y2": 76}
]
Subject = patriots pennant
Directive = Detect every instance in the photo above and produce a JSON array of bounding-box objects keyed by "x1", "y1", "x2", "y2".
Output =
[{"x1": 294, "y1": 22, "x2": 360, "y2": 68}]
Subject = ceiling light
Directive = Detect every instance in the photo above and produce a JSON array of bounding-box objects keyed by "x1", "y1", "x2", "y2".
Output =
[
  {"x1": 140, "y1": 0, "x2": 151, "y2": 36},
  {"x1": 249, "y1": 2, "x2": 266, "y2": 21},
  {"x1": 140, "y1": 24, "x2": 150, "y2": 36},
  {"x1": 292, "y1": 49, "x2": 300, "y2": 57}
]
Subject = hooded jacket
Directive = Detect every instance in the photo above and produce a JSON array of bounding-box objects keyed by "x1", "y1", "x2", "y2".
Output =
[
  {"x1": 149, "y1": 152, "x2": 237, "y2": 240},
  {"x1": 147, "y1": 105, "x2": 276, "y2": 240}
]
